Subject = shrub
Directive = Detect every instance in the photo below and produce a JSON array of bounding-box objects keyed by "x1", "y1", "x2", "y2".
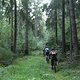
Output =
[{"x1": 0, "y1": 47, "x2": 15, "y2": 66}]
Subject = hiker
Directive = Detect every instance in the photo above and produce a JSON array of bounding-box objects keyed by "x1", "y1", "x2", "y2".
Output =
[
  {"x1": 44, "y1": 47, "x2": 50, "y2": 63},
  {"x1": 50, "y1": 48, "x2": 58, "y2": 70}
]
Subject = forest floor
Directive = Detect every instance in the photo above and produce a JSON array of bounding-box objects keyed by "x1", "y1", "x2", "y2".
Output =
[{"x1": 0, "y1": 51, "x2": 80, "y2": 80}]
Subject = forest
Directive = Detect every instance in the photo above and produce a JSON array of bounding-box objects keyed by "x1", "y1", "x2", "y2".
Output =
[{"x1": 0, "y1": 0, "x2": 80, "y2": 80}]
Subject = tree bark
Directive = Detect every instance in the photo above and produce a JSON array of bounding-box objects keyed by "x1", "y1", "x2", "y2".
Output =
[
  {"x1": 70, "y1": 19, "x2": 73, "y2": 55},
  {"x1": 25, "y1": 21, "x2": 29, "y2": 55},
  {"x1": 54, "y1": 9, "x2": 58, "y2": 45},
  {"x1": 22, "y1": 0, "x2": 29, "y2": 55},
  {"x1": 10, "y1": 0, "x2": 14, "y2": 52},
  {"x1": 62, "y1": 0, "x2": 66, "y2": 56},
  {"x1": 24, "y1": 1, "x2": 29, "y2": 55},
  {"x1": 13, "y1": 0, "x2": 17, "y2": 53}
]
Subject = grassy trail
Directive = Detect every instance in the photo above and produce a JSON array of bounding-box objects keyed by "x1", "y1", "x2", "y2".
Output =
[{"x1": 0, "y1": 55, "x2": 80, "y2": 80}]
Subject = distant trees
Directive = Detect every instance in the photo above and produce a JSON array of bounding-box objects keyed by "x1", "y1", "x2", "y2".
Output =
[
  {"x1": 68, "y1": 0, "x2": 79, "y2": 55},
  {"x1": 0, "y1": 0, "x2": 80, "y2": 58},
  {"x1": 45, "y1": 0, "x2": 79, "y2": 58}
]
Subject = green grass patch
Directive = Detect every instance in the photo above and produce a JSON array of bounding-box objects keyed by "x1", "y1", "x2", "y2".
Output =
[
  {"x1": 0, "y1": 54, "x2": 80, "y2": 80},
  {"x1": 0, "y1": 47, "x2": 15, "y2": 66}
]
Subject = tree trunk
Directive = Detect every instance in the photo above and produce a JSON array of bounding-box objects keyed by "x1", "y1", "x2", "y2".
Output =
[
  {"x1": 13, "y1": 0, "x2": 17, "y2": 53},
  {"x1": 70, "y1": 20, "x2": 73, "y2": 56},
  {"x1": 22, "y1": 0, "x2": 29, "y2": 55},
  {"x1": 62, "y1": 0, "x2": 66, "y2": 57},
  {"x1": 10, "y1": 0, "x2": 14, "y2": 52},
  {"x1": 54, "y1": 9, "x2": 57, "y2": 45},
  {"x1": 25, "y1": 21, "x2": 29, "y2": 55},
  {"x1": 24, "y1": 1, "x2": 29, "y2": 55},
  {"x1": 68, "y1": 0, "x2": 79, "y2": 55}
]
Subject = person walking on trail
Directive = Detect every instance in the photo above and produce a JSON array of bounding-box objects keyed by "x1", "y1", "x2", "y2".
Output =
[
  {"x1": 44, "y1": 47, "x2": 50, "y2": 63},
  {"x1": 50, "y1": 48, "x2": 58, "y2": 70}
]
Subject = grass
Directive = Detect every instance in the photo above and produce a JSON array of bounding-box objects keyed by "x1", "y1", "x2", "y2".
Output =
[{"x1": 0, "y1": 53, "x2": 80, "y2": 80}]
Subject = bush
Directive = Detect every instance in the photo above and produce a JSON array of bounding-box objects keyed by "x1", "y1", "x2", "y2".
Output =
[
  {"x1": 55, "y1": 46, "x2": 66, "y2": 62},
  {"x1": 0, "y1": 47, "x2": 15, "y2": 66}
]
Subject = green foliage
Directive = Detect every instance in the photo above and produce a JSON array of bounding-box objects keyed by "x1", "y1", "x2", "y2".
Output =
[
  {"x1": 0, "y1": 47, "x2": 14, "y2": 66},
  {"x1": 30, "y1": 50, "x2": 42, "y2": 56},
  {"x1": 0, "y1": 20, "x2": 11, "y2": 48}
]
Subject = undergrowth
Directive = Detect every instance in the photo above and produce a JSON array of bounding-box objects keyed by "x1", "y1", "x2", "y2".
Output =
[{"x1": 0, "y1": 51, "x2": 80, "y2": 80}]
